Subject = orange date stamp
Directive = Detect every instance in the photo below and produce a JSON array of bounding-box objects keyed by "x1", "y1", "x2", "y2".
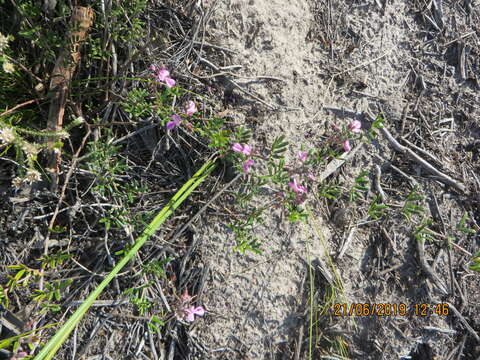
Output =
[{"x1": 333, "y1": 303, "x2": 449, "y2": 317}]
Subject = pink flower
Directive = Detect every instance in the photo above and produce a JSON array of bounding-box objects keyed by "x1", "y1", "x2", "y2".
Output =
[
  {"x1": 232, "y1": 143, "x2": 243, "y2": 153},
  {"x1": 166, "y1": 114, "x2": 181, "y2": 130},
  {"x1": 153, "y1": 68, "x2": 176, "y2": 88},
  {"x1": 241, "y1": 144, "x2": 252, "y2": 156},
  {"x1": 347, "y1": 120, "x2": 362, "y2": 133},
  {"x1": 165, "y1": 77, "x2": 176, "y2": 88},
  {"x1": 185, "y1": 306, "x2": 205, "y2": 322},
  {"x1": 231, "y1": 143, "x2": 252, "y2": 156},
  {"x1": 156, "y1": 69, "x2": 170, "y2": 82},
  {"x1": 289, "y1": 179, "x2": 307, "y2": 194},
  {"x1": 342, "y1": 139, "x2": 351, "y2": 152},
  {"x1": 185, "y1": 101, "x2": 197, "y2": 116},
  {"x1": 297, "y1": 151, "x2": 308, "y2": 163},
  {"x1": 242, "y1": 159, "x2": 255, "y2": 173}
]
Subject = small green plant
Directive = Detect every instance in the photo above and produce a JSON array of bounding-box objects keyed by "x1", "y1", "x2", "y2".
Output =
[
  {"x1": 147, "y1": 315, "x2": 166, "y2": 333},
  {"x1": 39, "y1": 253, "x2": 72, "y2": 270},
  {"x1": 402, "y1": 187, "x2": 425, "y2": 222},
  {"x1": 225, "y1": 119, "x2": 368, "y2": 251},
  {"x1": 317, "y1": 183, "x2": 341, "y2": 200},
  {"x1": 32, "y1": 280, "x2": 72, "y2": 307},
  {"x1": 6, "y1": 265, "x2": 41, "y2": 291},
  {"x1": 141, "y1": 258, "x2": 173, "y2": 279},
  {"x1": 268, "y1": 135, "x2": 289, "y2": 160},
  {"x1": 368, "y1": 196, "x2": 389, "y2": 220},
  {"x1": 0, "y1": 322, "x2": 56, "y2": 359},
  {"x1": 469, "y1": 251, "x2": 480, "y2": 273},
  {"x1": 228, "y1": 215, "x2": 263, "y2": 254},
  {"x1": 305, "y1": 214, "x2": 350, "y2": 359},
  {"x1": 366, "y1": 114, "x2": 385, "y2": 141},
  {"x1": 122, "y1": 88, "x2": 151, "y2": 119},
  {"x1": 457, "y1": 212, "x2": 476, "y2": 234},
  {"x1": 287, "y1": 207, "x2": 309, "y2": 223},
  {"x1": 0, "y1": 285, "x2": 9, "y2": 308},
  {"x1": 264, "y1": 158, "x2": 289, "y2": 185},
  {"x1": 124, "y1": 282, "x2": 154, "y2": 315},
  {"x1": 86, "y1": 135, "x2": 147, "y2": 231},
  {"x1": 349, "y1": 170, "x2": 369, "y2": 202},
  {"x1": 413, "y1": 218, "x2": 436, "y2": 243}
]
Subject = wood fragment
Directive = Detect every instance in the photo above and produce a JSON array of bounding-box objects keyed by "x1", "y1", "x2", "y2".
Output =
[
  {"x1": 446, "y1": 302, "x2": 480, "y2": 343},
  {"x1": 400, "y1": 136, "x2": 442, "y2": 165},
  {"x1": 0, "y1": 98, "x2": 46, "y2": 118},
  {"x1": 432, "y1": 0, "x2": 444, "y2": 30},
  {"x1": 457, "y1": 42, "x2": 466, "y2": 80},
  {"x1": 46, "y1": 6, "x2": 94, "y2": 191},
  {"x1": 379, "y1": 126, "x2": 466, "y2": 192},
  {"x1": 318, "y1": 143, "x2": 363, "y2": 182},
  {"x1": 416, "y1": 238, "x2": 448, "y2": 295},
  {"x1": 374, "y1": 164, "x2": 387, "y2": 202},
  {"x1": 338, "y1": 226, "x2": 356, "y2": 260},
  {"x1": 423, "y1": 326, "x2": 456, "y2": 335},
  {"x1": 442, "y1": 31, "x2": 475, "y2": 47}
]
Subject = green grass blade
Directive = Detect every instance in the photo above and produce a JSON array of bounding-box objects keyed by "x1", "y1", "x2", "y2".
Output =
[{"x1": 34, "y1": 160, "x2": 217, "y2": 360}]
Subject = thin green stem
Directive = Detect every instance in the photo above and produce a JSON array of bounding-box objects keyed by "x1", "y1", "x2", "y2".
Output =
[{"x1": 306, "y1": 240, "x2": 314, "y2": 360}]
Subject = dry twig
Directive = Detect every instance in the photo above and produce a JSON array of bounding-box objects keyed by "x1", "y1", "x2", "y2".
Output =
[
  {"x1": 46, "y1": 6, "x2": 94, "y2": 191},
  {"x1": 416, "y1": 238, "x2": 448, "y2": 295},
  {"x1": 378, "y1": 126, "x2": 466, "y2": 193},
  {"x1": 446, "y1": 302, "x2": 480, "y2": 343}
]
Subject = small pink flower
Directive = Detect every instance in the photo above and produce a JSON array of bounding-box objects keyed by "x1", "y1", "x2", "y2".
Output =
[
  {"x1": 289, "y1": 179, "x2": 307, "y2": 194},
  {"x1": 156, "y1": 69, "x2": 170, "y2": 82},
  {"x1": 347, "y1": 120, "x2": 362, "y2": 134},
  {"x1": 166, "y1": 114, "x2": 182, "y2": 130},
  {"x1": 232, "y1": 143, "x2": 243, "y2": 153},
  {"x1": 165, "y1": 77, "x2": 176, "y2": 88},
  {"x1": 185, "y1": 101, "x2": 197, "y2": 116},
  {"x1": 342, "y1": 139, "x2": 351, "y2": 152},
  {"x1": 185, "y1": 306, "x2": 205, "y2": 322},
  {"x1": 297, "y1": 151, "x2": 308, "y2": 163},
  {"x1": 243, "y1": 159, "x2": 255, "y2": 173},
  {"x1": 242, "y1": 144, "x2": 252, "y2": 156},
  {"x1": 231, "y1": 143, "x2": 252, "y2": 156},
  {"x1": 153, "y1": 67, "x2": 176, "y2": 88}
]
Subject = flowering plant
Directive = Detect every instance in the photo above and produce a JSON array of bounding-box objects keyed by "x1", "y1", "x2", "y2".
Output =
[{"x1": 176, "y1": 289, "x2": 205, "y2": 323}]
